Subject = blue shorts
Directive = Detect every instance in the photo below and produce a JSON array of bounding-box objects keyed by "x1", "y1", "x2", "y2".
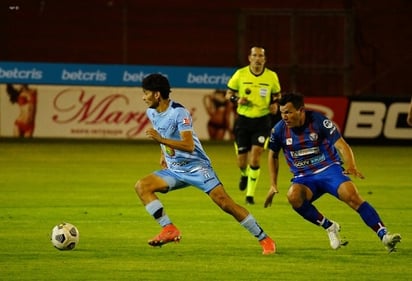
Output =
[
  {"x1": 154, "y1": 166, "x2": 222, "y2": 194},
  {"x1": 291, "y1": 164, "x2": 351, "y2": 202}
]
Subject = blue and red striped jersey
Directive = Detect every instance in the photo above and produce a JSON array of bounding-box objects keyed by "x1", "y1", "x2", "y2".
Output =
[{"x1": 269, "y1": 111, "x2": 342, "y2": 177}]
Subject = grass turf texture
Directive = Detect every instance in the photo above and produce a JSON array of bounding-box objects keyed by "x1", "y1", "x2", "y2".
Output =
[{"x1": 0, "y1": 139, "x2": 411, "y2": 281}]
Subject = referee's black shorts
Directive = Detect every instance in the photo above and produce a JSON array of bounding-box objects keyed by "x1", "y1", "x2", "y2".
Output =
[{"x1": 234, "y1": 114, "x2": 271, "y2": 154}]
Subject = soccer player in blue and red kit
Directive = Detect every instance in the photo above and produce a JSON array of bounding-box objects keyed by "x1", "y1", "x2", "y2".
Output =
[
  {"x1": 264, "y1": 92, "x2": 401, "y2": 252},
  {"x1": 134, "y1": 73, "x2": 276, "y2": 254}
]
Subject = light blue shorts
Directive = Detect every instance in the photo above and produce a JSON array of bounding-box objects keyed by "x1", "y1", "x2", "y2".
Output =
[
  {"x1": 291, "y1": 164, "x2": 351, "y2": 202},
  {"x1": 154, "y1": 165, "x2": 222, "y2": 194}
]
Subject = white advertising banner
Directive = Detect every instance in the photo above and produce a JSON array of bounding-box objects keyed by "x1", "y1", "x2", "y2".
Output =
[{"x1": 1, "y1": 84, "x2": 234, "y2": 140}]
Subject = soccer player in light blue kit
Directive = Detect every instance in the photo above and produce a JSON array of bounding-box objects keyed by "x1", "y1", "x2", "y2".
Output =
[
  {"x1": 134, "y1": 73, "x2": 276, "y2": 254},
  {"x1": 264, "y1": 92, "x2": 401, "y2": 252}
]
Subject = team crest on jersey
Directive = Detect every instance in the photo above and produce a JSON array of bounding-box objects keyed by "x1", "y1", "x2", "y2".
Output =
[
  {"x1": 309, "y1": 133, "x2": 318, "y2": 141},
  {"x1": 323, "y1": 119, "x2": 337, "y2": 134},
  {"x1": 286, "y1": 138, "x2": 293, "y2": 145},
  {"x1": 323, "y1": 119, "x2": 333, "y2": 129}
]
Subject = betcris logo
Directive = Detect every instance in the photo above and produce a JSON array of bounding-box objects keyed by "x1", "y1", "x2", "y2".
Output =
[
  {"x1": 0, "y1": 66, "x2": 43, "y2": 80},
  {"x1": 61, "y1": 69, "x2": 107, "y2": 82},
  {"x1": 122, "y1": 70, "x2": 146, "y2": 82},
  {"x1": 121, "y1": 71, "x2": 167, "y2": 83},
  {"x1": 186, "y1": 72, "x2": 231, "y2": 87}
]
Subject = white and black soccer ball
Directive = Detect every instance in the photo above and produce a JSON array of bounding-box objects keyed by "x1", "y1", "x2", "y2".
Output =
[{"x1": 50, "y1": 222, "x2": 79, "y2": 250}]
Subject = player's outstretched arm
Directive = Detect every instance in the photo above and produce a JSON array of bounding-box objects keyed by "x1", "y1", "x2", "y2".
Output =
[
  {"x1": 334, "y1": 137, "x2": 365, "y2": 179},
  {"x1": 265, "y1": 149, "x2": 280, "y2": 208}
]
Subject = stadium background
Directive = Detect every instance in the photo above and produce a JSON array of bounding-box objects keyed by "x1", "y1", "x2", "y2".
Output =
[
  {"x1": 1, "y1": 0, "x2": 411, "y2": 98},
  {"x1": 0, "y1": 0, "x2": 411, "y2": 143}
]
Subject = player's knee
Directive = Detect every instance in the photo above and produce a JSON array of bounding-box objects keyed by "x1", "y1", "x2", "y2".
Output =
[
  {"x1": 134, "y1": 179, "x2": 148, "y2": 196},
  {"x1": 134, "y1": 180, "x2": 141, "y2": 193},
  {"x1": 343, "y1": 192, "x2": 364, "y2": 210},
  {"x1": 338, "y1": 184, "x2": 363, "y2": 209},
  {"x1": 287, "y1": 194, "x2": 299, "y2": 207},
  {"x1": 287, "y1": 187, "x2": 305, "y2": 208}
]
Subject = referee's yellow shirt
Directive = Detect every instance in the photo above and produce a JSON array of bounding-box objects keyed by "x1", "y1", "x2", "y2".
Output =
[{"x1": 227, "y1": 66, "x2": 281, "y2": 118}]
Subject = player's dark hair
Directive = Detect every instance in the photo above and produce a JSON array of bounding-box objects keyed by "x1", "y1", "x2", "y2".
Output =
[
  {"x1": 278, "y1": 92, "x2": 304, "y2": 109},
  {"x1": 142, "y1": 74, "x2": 171, "y2": 99}
]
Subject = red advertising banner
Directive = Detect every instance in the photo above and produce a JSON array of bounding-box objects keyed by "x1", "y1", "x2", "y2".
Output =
[
  {"x1": 304, "y1": 96, "x2": 348, "y2": 132},
  {"x1": 1, "y1": 84, "x2": 411, "y2": 143},
  {"x1": 1, "y1": 84, "x2": 222, "y2": 140}
]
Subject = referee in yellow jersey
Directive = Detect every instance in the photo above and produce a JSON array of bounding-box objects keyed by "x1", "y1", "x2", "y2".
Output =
[{"x1": 226, "y1": 46, "x2": 281, "y2": 204}]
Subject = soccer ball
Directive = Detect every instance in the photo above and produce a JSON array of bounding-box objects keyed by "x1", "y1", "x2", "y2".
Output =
[{"x1": 50, "y1": 222, "x2": 79, "y2": 250}]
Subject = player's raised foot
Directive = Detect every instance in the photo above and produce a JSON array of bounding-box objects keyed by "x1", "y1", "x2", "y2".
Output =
[
  {"x1": 326, "y1": 221, "x2": 348, "y2": 250},
  {"x1": 245, "y1": 196, "x2": 255, "y2": 205},
  {"x1": 259, "y1": 236, "x2": 276, "y2": 255},
  {"x1": 239, "y1": 176, "x2": 248, "y2": 191},
  {"x1": 148, "y1": 224, "x2": 181, "y2": 247},
  {"x1": 382, "y1": 233, "x2": 401, "y2": 253}
]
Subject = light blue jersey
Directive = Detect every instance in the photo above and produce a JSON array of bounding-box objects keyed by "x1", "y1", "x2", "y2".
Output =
[{"x1": 147, "y1": 100, "x2": 221, "y2": 193}]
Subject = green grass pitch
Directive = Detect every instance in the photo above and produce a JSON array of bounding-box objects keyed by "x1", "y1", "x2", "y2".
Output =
[{"x1": 0, "y1": 139, "x2": 411, "y2": 281}]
